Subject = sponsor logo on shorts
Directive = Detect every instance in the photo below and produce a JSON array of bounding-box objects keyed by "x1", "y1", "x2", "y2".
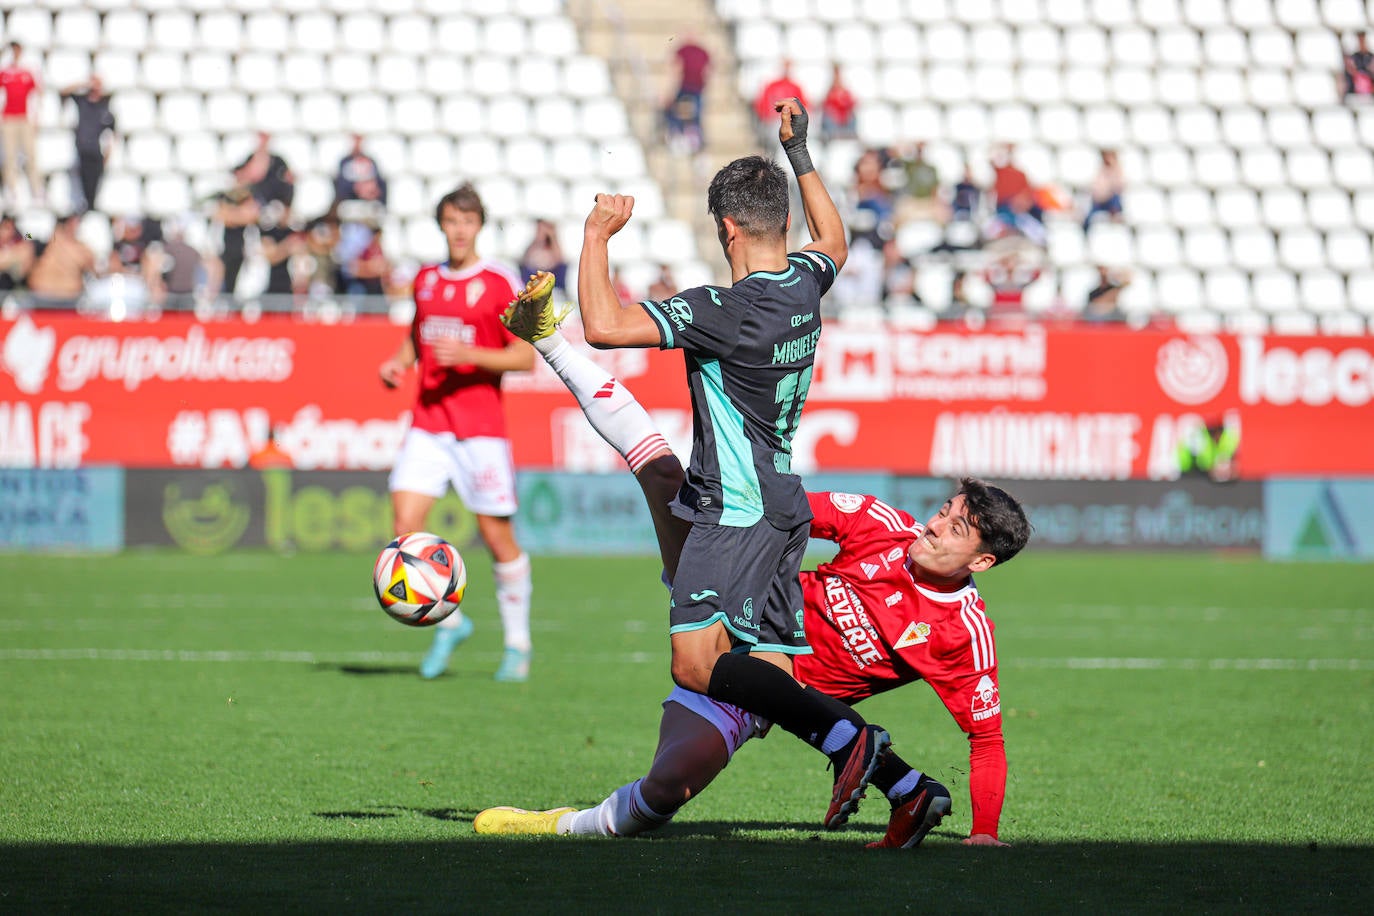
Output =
[
  {"x1": 741, "y1": 597, "x2": 754, "y2": 620},
  {"x1": 732, "y1": 614, "x2": 760, "y2": 633},
  {"x1": 971, "y1": 674, "x2": 1001, "y2": 722},
  {"x1": 793, "y1": 608, "x2": 805, "y2": 639}
]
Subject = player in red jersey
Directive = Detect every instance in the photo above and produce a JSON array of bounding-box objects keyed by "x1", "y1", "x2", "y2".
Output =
[
  {"x1": 380, "y1": 184, "x2": 537, "y2": 682},
  {"x1": 474, "y1": 306, "x2": 1029, "y2": 847}
]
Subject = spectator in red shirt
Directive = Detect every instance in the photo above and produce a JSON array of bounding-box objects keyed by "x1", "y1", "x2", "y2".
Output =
[
  {"x1": 753, "y1": 59, "x2": 808, "y2": 149},
  {"x1": 0, "y1": 42, "x2": 42, "y2": 206},
  {"x1": 821, "y1": 63, "x2": 857, "y2": 141},
  {"x1": 665, "y1": 32, "x2": 710, "y2": 154},
  {"x1": 990, "y1": 144, "x2": 1045, "y2": 246}
]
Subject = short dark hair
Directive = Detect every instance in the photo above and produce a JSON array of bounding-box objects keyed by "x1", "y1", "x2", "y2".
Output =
[
  {"x1": 435, "y1": 184, "x2": 485, "y2": 225},
  {"x1": 707, "y1": 155, "x2": 789, "y2": 238},
  {"x1": 958, "y1": 477, "x2": 1031, "y2": 567}
]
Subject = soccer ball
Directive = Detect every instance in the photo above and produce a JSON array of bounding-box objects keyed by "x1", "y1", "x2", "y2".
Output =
[{"x1": 373, "y1": 532, "x2": 467, "y2": 627}]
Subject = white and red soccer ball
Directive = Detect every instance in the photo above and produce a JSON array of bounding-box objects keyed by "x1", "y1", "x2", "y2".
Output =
[{"x1": 373, "y1": 532, "x2": 467, "y2": 627}]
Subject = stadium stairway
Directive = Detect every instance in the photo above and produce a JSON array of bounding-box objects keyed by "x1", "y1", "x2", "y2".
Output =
[{"x1": 568, "y1": 0, "x2": 757, "y2": 285}]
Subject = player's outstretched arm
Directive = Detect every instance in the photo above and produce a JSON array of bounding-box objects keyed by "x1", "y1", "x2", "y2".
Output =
[
  {"x1": 775, "y1": 98, "x2": 847, "y2": 273},
  {"x1": 579, "y1": 193, "x2": 662, "y2": 350}
]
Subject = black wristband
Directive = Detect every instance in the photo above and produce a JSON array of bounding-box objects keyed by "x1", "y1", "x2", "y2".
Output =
[{"x1": 783, "y1": 139, "x2": 815, "y2": 177}]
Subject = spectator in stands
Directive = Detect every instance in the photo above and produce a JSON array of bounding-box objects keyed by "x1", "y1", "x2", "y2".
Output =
[
  {"x1": 880, "y1": 239, "x2": 922, "y2": 313},
  {"x1": 0, "y1": 42, "x2": 42, "y2": 207},
  {"x1": 1082, "y1": 149, "x2": 1124, "y2": 232},
  {"x1": 0, "y1": 213, "x2": 35, "y2": 294},
  {"x1": 235, "y1": 132, "x2": 295, "y2": 209},
  {"x1": 25, "y1": 214, "x2": 98, "y2": 308},
  {"x1": 944, "y1": 270, "x2": 975, "y2": 321},
  {"x1": 983, "y1": 248, "x2": 1041, "y2": 319},
  {"x1": 895, "y1": 141, "x2": 942, "y2": 224},
  {"x1": 304, "y1": 211, "x2": 342, "y2": 297},
  {"x1": 147, "y1": 216, "x2": 206, "y2": 310},
  {"x1": 337, "y1": 194, "x2": 387, "y2": 296},
  {"x1": 59, "y1": 76, "x2": 117, "y2": 215},
  {"x1": 990, "y1": 144, "x2": 1045, "y2": 246},
  {"x1": 753, "y1": 59, "x2": 807, "y2": 150},
  {"x1": 212, "y1": 184, "x2": 259, "y2": 301},
  {"x1": 853, "y1": 148, "x2": 895, "y2": 229},
  {"x1": 647, "y1": 263, "x2": 677, "y2": 302},
  {"x1": 949, "y1": 163, "x2": 982, "y2": 224},
  {"x1": 259, "y1": 204, "x2": 304, "y2": 300},
  {"x1": 1340, "y1": 32, "x2": 1373, "y2": 99},
  {"x1": 820, "y1": 63, "x2": 858, "y2": 142},
  {"x1": 344, "y1": 222, "x2": 391, "y2": 299},
  {"x1": 519, "y1": 219, "x2": 568, "y2": 296},
  {"x1": 334, "y1": 134, "x2": 389, "y2": 206},
  {"x1": 106, "y1": 215, "x2": 162, "y2": 309},
  {"x1": 665, "y1": 32, "x2": 710, "y2": 155},
  {"x1": 1081, "y1": 266, "x2": 1132, "y2": 323}
]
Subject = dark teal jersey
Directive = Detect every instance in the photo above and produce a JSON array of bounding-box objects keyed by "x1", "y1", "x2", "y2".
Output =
[{"x1": 639, "y1": 250, "x2": 838, "y2": 528}]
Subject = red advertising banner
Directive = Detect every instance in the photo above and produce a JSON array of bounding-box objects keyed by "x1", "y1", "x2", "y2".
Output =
[{"x1": 2, "y1": 313, "x2": 1372, "y2": 478}]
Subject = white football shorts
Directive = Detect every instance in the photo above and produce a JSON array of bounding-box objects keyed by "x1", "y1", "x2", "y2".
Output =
[
  {"x1": 388, "y1": 428, "x2": 518, "y2": 517},
  {"x1": 663, "y1": 686, "x2": 770, "y2": 759}
]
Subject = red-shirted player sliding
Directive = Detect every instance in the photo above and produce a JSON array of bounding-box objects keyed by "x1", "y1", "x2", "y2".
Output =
[
  {"x1": 476, "y1": 283, "x2": 1030, "y2": 847},
  {"x1": 379, "y1": 185, "x2": 537, "y2": 682}
]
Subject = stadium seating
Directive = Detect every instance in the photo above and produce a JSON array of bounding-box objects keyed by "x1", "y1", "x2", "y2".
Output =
[
  {"x1": 6, "y1": 0, "x2": 712, "y2": 298},
  {"x1": 718, "y1": 0, "x2": 1373, "y2": 325},
  {"x1": 5, "y1": 1, "x2": 1371, "y2": 322}
]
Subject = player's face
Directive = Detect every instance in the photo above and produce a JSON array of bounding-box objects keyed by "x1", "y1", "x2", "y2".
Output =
[
  {"x1": 908, "y1": 494, "x2": 995, "y2": 582},
  {"x1": 438, "y1": 204, "x2": 482, "y2": 264}
]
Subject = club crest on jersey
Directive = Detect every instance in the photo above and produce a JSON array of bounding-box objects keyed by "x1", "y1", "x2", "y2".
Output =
[
  {"x1": 894, "y1": 621, "x2": 930, "y2": 648},
  {"x1": 829, "y1": 492, "x2": 864, "y2": 514},
  {"x1": 467, "y1": 278, "x2": 486, "y2": 306},
  {"x1": 971, "y1": 674, "x2": 1001, "y2": 722}
]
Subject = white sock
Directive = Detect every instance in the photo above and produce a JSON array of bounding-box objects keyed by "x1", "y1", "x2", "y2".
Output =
[
  {"x1": 886, "y1": 769, "x2": 923, "y2": 802},
  {"x1": 820, "y1": 720, "x2": 860, "y2": 755},
  {"x1": 435, "y1": 609, "x2": 467, "y2": 631},
  {"x1": 539, "y1": 336, "x2": 668, "y2": 472},
  {"x1": 493, "y1": 553, "x2": 532, "y2": 652},
  {"x1": 562, "y1": 780, "x2": 673, "y2": 837}
]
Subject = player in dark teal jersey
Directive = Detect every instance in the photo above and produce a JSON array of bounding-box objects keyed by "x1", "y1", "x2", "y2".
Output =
[{"x1": 572, "y1": 100, "x2": 897, "y2": 827}]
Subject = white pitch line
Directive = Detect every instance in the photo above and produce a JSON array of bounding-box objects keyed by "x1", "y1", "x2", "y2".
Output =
[{"x1": 0, "y1": 649, "x2": 1371, "y2": 670}]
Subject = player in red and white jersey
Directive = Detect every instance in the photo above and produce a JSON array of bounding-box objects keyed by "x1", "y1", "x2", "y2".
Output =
[
  {"x1": 794, "y1": 490, "x2": 1011, "y2": 843},
  {"x1": 380, "y1": 184, "x2": 537, "y2": 682},
  {"x1": 474, "y1": 308, "x2": 1029, "y2": 847}
]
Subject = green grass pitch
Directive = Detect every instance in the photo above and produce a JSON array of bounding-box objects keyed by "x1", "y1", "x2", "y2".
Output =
[{"x1": 2, "y1": 550, "x2": 1372, "y2": 912}]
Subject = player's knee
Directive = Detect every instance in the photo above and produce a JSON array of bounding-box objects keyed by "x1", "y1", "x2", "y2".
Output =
[
  {"x1": 636, "y1": 454, "x2": 685, "y2": 496},
  {"x1": 669, "y1": 655, "x2": 711, "y2": 694},
  {"x1": 640, "y1": 770, "x2": 691, "y2": 813}
]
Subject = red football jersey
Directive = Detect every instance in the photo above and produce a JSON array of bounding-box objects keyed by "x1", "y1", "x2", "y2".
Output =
[
  {"x1": 409, "y1": 260, "x2": 520, "y2": 439},
  {"x1": 794, "y1": 491, "x2": 1008, "y2": 838}
]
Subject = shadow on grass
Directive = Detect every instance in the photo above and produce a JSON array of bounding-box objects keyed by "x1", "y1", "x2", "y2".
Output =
[{"x1": 4, "y1": 838, "x2": 1370, "y2": 913}]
